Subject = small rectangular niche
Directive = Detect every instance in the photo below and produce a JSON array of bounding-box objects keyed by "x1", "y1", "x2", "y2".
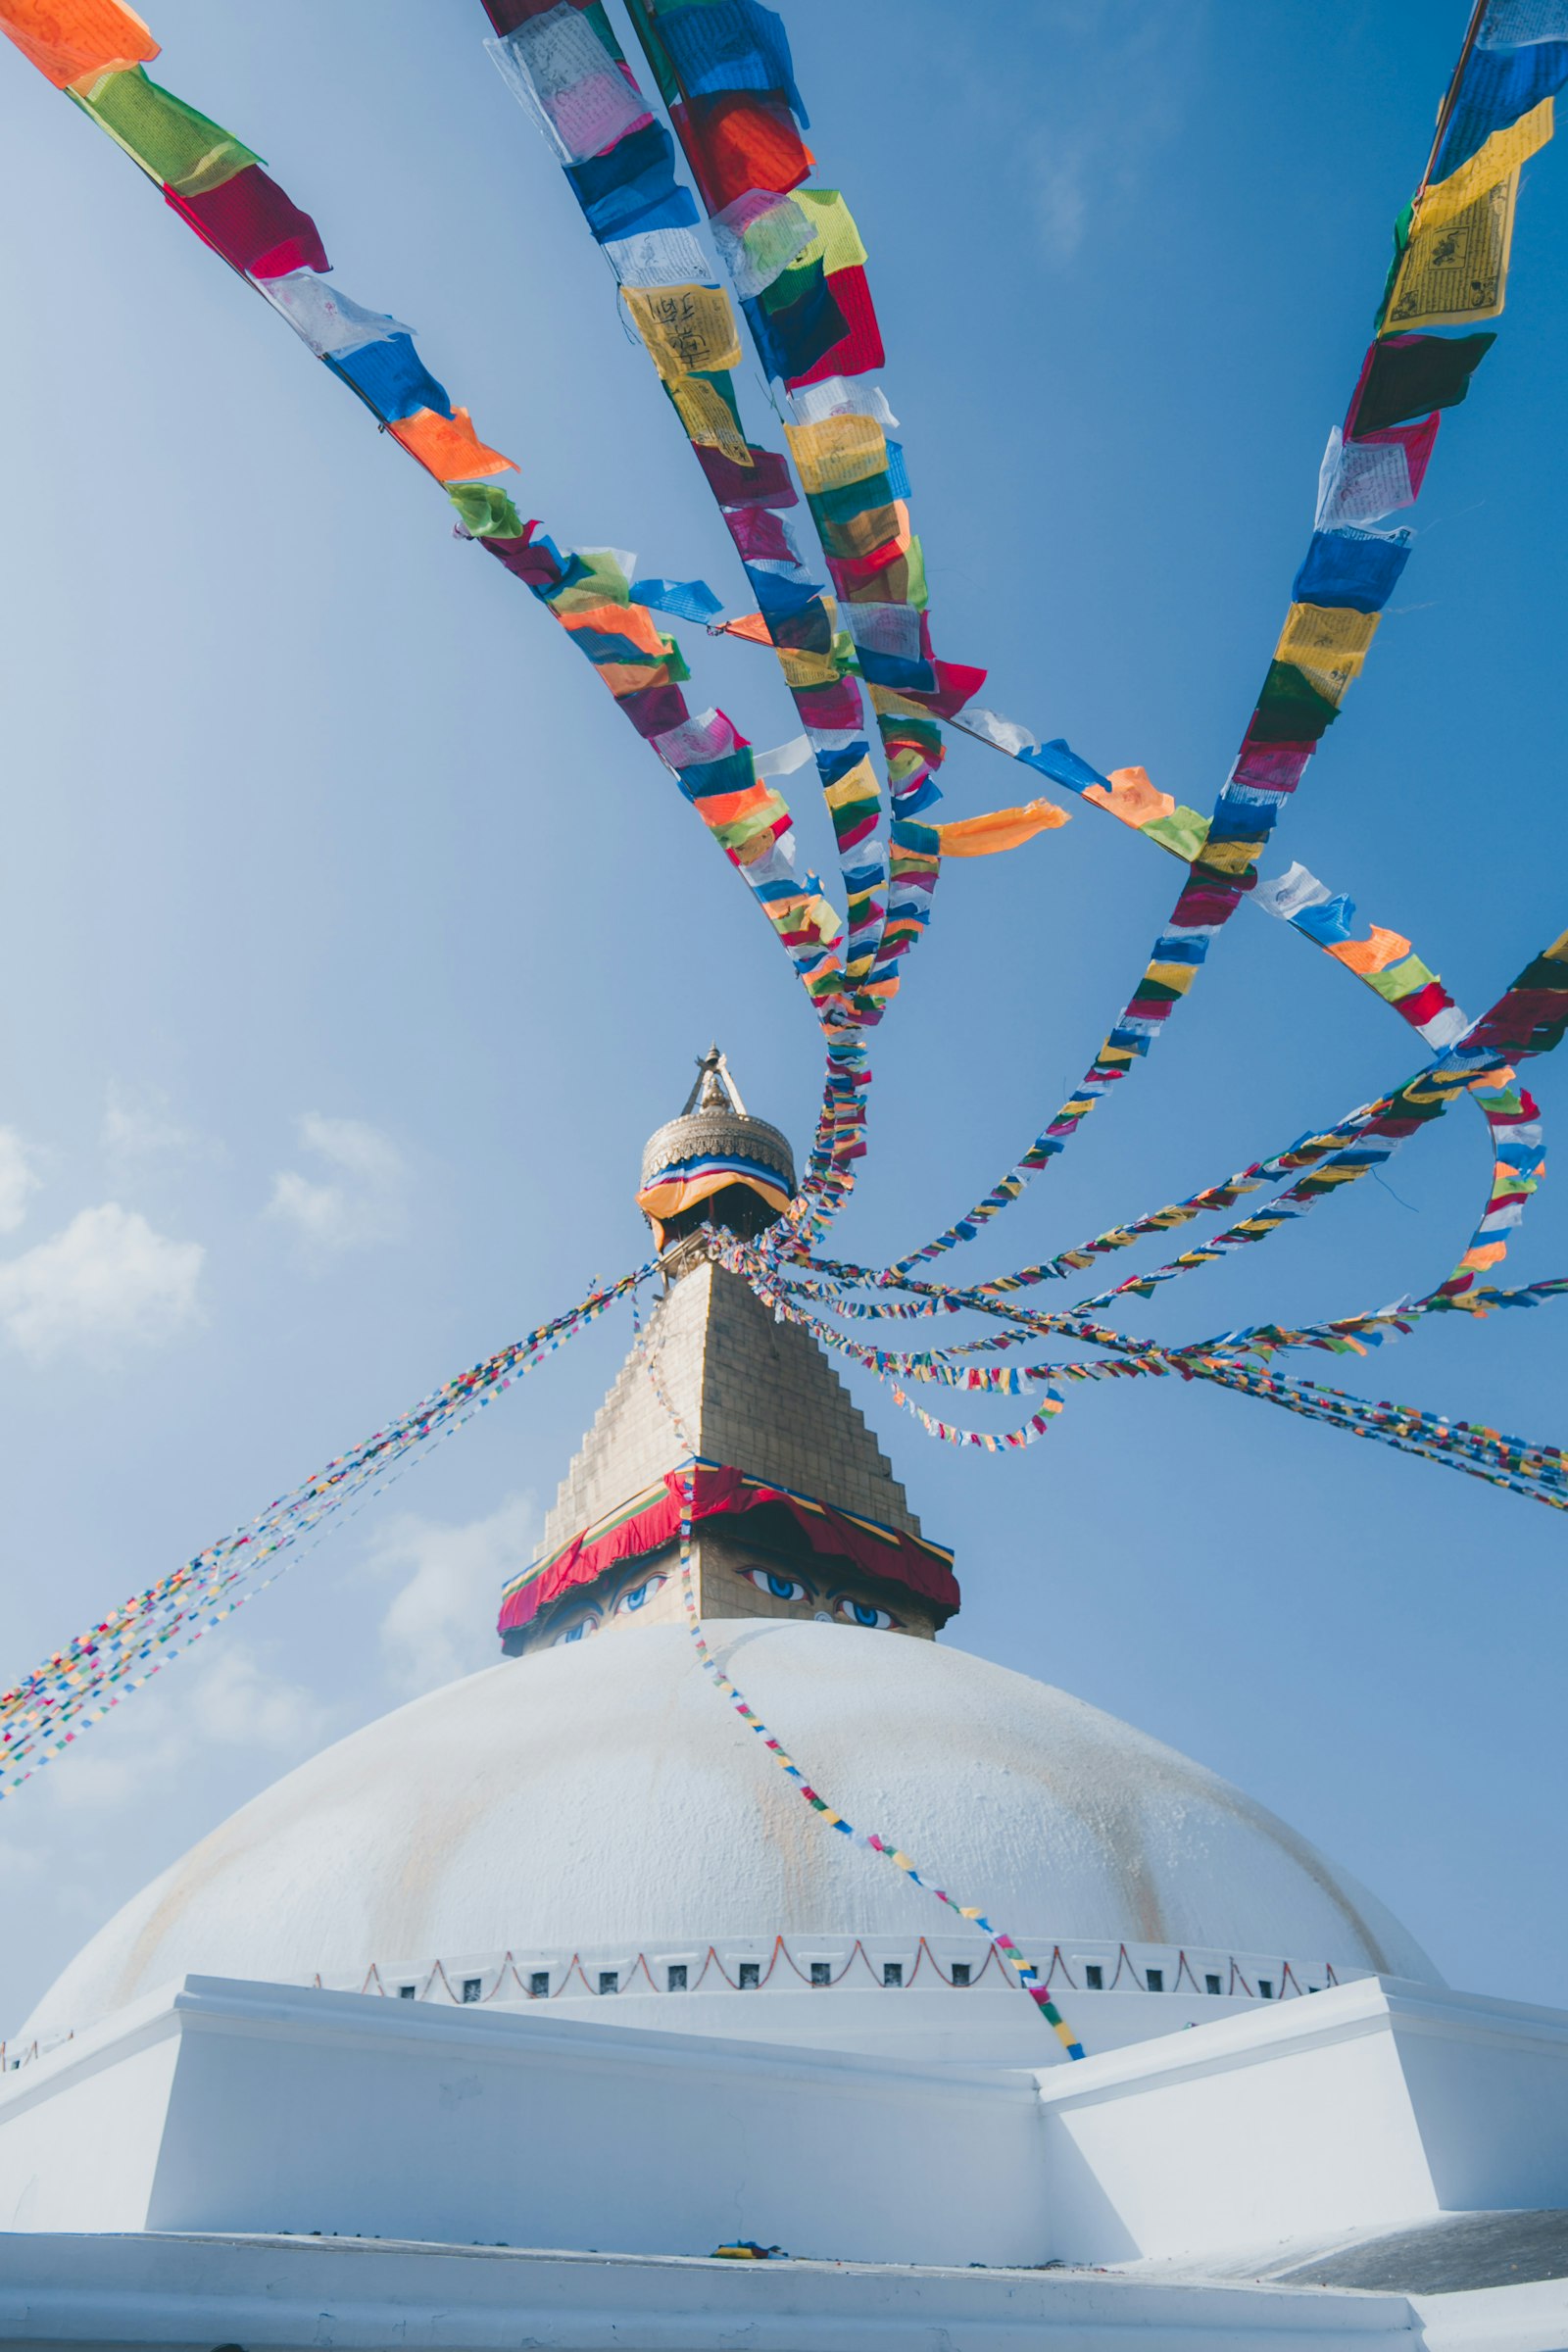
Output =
[
  {"x1": 951, "y1": 1962, "x2": 971, "y2": 1987},
  {"x1": 461, "y1": 1978, "x2": 481, "y2": 2004},
  {"x1": 1145, "y1": 1967, "x2": 1164, "y2": 1992},
  {"x1": 598, "y1": 1970, "x2": 619, "y2": 1996},
  {"x1": 1084, "y1": 1964, "x2": 1104, "y2": 1989},
  {"x1": 882, "y1": 1961, "x2": 904, "y2": 1987},
  {"x1": 399, "y1": 1984, "x2": 416, "y2": 2000},
  {"x1": 1205, "y1": 1973, "x2": 1222, "y2": 1995},
  {"x1": 1258, "y1": 1979, "x2": 1274, "y2": 1999},
  {"x1": 738, "y1": 1961, "x2": 760, "y2": 1989},
  {"x1": 809, "y1": 1961, "x2": 832, "y2": 1987},
  {"x1": 666, "y1": 1964, "x2": 688, "y2": 1991},
  {"x1": 529, "y1": 1971, "x2": 550, "y2": 1999}
]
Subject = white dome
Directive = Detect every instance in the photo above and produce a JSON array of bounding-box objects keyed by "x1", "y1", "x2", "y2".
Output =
[{"x1": 24, "y1": 1623, "x2": 1438, "y2": 2042}]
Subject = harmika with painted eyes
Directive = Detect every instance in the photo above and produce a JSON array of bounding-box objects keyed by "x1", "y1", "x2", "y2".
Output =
[{"x1": 741, "y1": 1565, "x2": 900, "y2": 1631}]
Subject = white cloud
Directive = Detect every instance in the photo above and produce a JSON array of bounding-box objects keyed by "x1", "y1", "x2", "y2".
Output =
[
  {"x1": 0, "y1": 1203, "x2": 203, "y2": 1359},
  {"x1": 268, "y1": 1113, "x2": 409, "y2": 1255},
  {"x1": 102, "y1": 1082, "x2": 204, "y2": 1169},
  {"x1": 47, "y1": 1643, "x2": 331, "y2": 1817},
  {"x1": 0, "y1": 1129, "x2": 39, "y2": 1235},
  {"x1": 367, "y1": 1494, "x2": 537, "y2": 1696},
  {"x1": 987, "y1": 2, "x2": 1200, "y2": 266}
]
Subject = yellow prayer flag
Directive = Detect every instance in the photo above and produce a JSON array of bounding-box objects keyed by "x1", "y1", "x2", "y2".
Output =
[
  {"x1": 822, "y1": 756, "x2": 878, "y2": 809},
  {"x1": 1275, "y1": 602, "x2": 1380, "y2": 665},
  {"x1": 785, "y1": 413, "x2": 887, "y2": 494},
  {"x1": 1387, "y1": 172, "x2": 1519, "y2": 333},
  {"x1": 867, "y1": 680, "x2": 929, "y2": 721},
  {"x1": 777, "y1": 645, "x2": 843, "y2": 690},
  {"x1": 818, "y1": 498, "x2": 907, "y2": 561},
  {"x1": 1417, "y1": 97, "x2": 1551, "y2": 235},
  {"x1": 669, "y1": 374, "x2": 753, "y2": 466},
  {"x1": 1197, "y1": 835, "x2": 1264, "y2": 876},
  {"x1": 622, "y1": 282, "x2": 742, "y2": 381},
  {"x1": 1144, "y1": 958, "x2": 1199, "y2": 995},
  {"x1": 1274, "y1": 604, "x2": 1377, "y2": 708},
  {"x1": 794, "y1": 187, "x2": 869, "y2": 275},
  {"x1": 936, "y1": 800, "x2": 1070, "y2": 857}
]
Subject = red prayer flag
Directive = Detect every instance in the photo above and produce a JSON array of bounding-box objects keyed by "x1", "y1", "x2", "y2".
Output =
[
  {"x1": 789, "y1": 266, "x2": 884, "y2": 389},
  {"x1": 168, "y1": 165, "x2": 327, "y2": 278},
  {"x1": 678, "y1": 89, "x2": 809, "y2": 210}
]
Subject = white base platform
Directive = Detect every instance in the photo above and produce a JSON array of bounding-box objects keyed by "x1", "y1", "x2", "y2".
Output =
[
  {"x1": 0, "y1": 1971, "x2": 1564, "y2": 2347},
  {"x1": 0, "y1": 2233, "x2": 1422, "y2": 2351}
]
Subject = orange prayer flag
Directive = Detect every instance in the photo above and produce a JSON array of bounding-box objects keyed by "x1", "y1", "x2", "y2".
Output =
[
  {"x1": 936, "y1": 800, "x2": 1070, "y2": 858},
  {"x1": 596, "y1": 660, "x2": 672, "y2": 700},
  {"x1": 0, "y1": 0, "x2": 157, "y2": 88},
  {"x1": 1083, "y1": 765, "x2": 1175, "y2": 829},
  {"x1": 387, "y1": 406, "x2": 514, "y2": 484},
  {"x1": 694, "y1": 783, "x2": 778, "y2": 827},
  {"x1": 560, "y1": 600, "x2": 669, "y2": 660},
  {"x1": 723, "y1": 611, "x2": 773, "y2": 645},
  {"x1": 1327, "y1": 923, "x2": 1412, "y2": 977}
]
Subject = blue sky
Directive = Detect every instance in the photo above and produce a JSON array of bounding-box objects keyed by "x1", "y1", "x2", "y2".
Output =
[{"x1": 0, "y1": 0, "x2": 1564, "y2": 2033}]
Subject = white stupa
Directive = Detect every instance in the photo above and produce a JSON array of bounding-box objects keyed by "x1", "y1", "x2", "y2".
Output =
[{"x1": 2, "y1": 1055, "x2": 1563, "y2": 2348}]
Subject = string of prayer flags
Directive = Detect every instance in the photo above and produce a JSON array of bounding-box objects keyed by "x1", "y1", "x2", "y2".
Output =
[
  {"x1": 877, "y1": 3, "x2": 1557, "y2": 1275},
  {"x1": 0, "y1": 1265, "x2": 648, "y2": 1799},
  {"x1": 1197, "y1": 1274, "x2": 1568, "y2": 1370},
  {"x1": 618, "y1": 0, "x2": 1011, "y2": 1012},
  {"x1": 1251, "y1": 863, "x2": 1468, "y2": 1051},
  {"x1": 732, "y1": 1243, "x2": 1568, "y2": 1523},
  {"x1": 479, "y1": 0, "x2": 897, "y2": 1036},
  {"x1": 648, "y1": 702, "x2": 844, "y2": 1003},
  {"x1": 1193, "y1": 1358, "x2": 1568, "y2": 1511},
  {"x1": 999, "y1": 924, "x2": 1563, "y2": 1324},
  {"x1": 0, "y1": 1, "x2": 856, "y2": 1015},
  {"x1": 478, "y1": 0, "x2": 981, "y2": 1242},
  {"x1": 754, "y1": 0, "x2": 1558, "y2": 1270},
  {"x1": 744, "y1": 1243, "x2": 1567, "y2": 1510}
]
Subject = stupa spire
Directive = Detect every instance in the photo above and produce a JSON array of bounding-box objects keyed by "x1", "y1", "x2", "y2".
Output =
[
  {"x1": 683, "y1": 1043, "x2": 749, "y2": 1117},
  {"x1": 496, "y1": 1054, "x2": 958, "y2": 1654}
]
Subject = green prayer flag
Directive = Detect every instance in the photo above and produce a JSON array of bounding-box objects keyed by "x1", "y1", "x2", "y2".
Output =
[
  {"x1": 449, "y1": 482, "x2": 526, "y2": 540},
  {"x1": 76, "y1": 68, "x2": 259, "y2": 197}
]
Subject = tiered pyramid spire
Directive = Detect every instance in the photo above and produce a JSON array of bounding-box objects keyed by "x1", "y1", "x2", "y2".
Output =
[{"x1": 498, "y1": 1054, "x2": 956, "y2": 1652}]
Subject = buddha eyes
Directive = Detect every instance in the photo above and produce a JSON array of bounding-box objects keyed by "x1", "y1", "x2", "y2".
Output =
[
  {"x1": 743, "y1": 1567, "x2": 811, "y2": 1602},
  {"x1": 835, "y1": 1598, "x2": 899, "y2": 1630},
  {"x1": 737, "y1": 1568, "x2": 898, "y2": 1629},
  {"x1": 556, "y1": 1615, "x2": 599, "y2": 1646},
  {"x1": 616, "y1": 1575, "x2": 666, "y2": 1614}
]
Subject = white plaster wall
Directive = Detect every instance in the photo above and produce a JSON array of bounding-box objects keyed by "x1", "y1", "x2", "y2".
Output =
[
  {"x1": 1033, "y1": 1979, "x2": 1568, "y2": 2267},
  {"x1": 1390, "y1": 1995, "x2": 1568, "y2": 2215},
  {"x1": 0, "y1": 1975, "x2": 1048, "y2": 2267},
  {"x1": 0, "y1": 1997, "x2": 178, "y2": 2233}
]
